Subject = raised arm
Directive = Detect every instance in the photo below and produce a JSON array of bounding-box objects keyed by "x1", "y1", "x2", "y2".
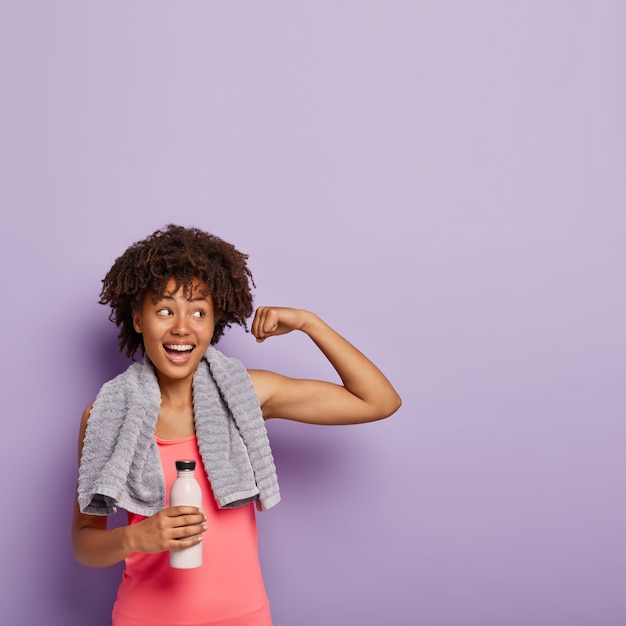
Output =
[{"x1": 248, "y1": 307, "x2": 401, "y2": 425}]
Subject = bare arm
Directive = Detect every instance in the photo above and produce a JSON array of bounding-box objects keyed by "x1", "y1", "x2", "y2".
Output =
[
  {"x1": 72, "y1": 405, "x2": 207, "y2": 568},
  {"x1": 248, "y1": 307, "x2": 401, "y2": 425}
]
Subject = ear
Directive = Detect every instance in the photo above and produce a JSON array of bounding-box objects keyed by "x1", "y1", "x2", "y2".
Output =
[{"x1": 132, "y1": 310, "x2": 142, "y2": 334}]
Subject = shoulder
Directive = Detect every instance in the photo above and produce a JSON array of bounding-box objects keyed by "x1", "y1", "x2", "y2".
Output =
[
  {"x1": 81, "y1": 402, "x2": 94, "y2": 422},
  {"x1": 247, "y1": 368, "x2": 276, "y2": 403},
  {"x1": 77, "y1": 403, "x2": 94, "y2": 457},
  {"x1": 247, "y1": 369, "x2": 292, "y2": 418}
]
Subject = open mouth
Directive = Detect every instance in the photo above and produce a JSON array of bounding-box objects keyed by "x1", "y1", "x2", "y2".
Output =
[{"x1": 164, "y1": 344, "x2": 195, "y2": 360}]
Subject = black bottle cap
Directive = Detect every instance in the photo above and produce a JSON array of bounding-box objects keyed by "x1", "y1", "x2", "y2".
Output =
[{"x1": 175, "y1": 460, "x2": 196, "y2": 471}]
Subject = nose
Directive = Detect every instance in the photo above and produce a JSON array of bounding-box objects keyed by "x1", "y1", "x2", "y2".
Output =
[{"x1": 171, "y1": 315, "x2": 190, "y2": 335}]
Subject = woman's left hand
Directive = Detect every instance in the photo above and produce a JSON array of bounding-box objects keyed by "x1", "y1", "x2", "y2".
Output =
[{"x1": 251, "y1": 306, "x2": 310, "y2": 342}]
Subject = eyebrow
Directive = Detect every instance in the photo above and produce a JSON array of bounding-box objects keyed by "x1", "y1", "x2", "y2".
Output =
[{"x1": 160, "y1": 294, "x2": 210, "y2": 303}]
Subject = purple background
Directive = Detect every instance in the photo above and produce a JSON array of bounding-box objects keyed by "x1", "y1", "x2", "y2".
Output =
[{"x1": 1, "y1": 2, "x2": 625, "y2": 625}]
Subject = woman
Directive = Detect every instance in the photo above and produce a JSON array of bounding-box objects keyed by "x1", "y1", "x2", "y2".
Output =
[{"x1": 72, "y1": 224, "x2": 401, "y2": 626}]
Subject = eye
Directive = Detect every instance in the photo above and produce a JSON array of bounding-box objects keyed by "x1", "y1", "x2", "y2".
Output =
[
  {"x1": 191, "y1": 309, "x2": 206, "y2": 319},
  {"x1": 157, "y1": 308, "x2": 173, "y2": 317}
]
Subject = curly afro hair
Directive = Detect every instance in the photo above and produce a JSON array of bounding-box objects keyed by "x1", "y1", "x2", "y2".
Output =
[{"x1": 100, "y1": 224, "x2": 255, "y2": 358}]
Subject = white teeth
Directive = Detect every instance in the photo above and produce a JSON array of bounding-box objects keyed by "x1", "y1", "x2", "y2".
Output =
[{"x1": 166, "y1": 344, "x2": 193, "y2": 351}]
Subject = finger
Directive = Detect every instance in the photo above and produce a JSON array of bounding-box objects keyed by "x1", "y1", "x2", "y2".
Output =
[
  {"x1": 251, "y1": 307, "x2": 264, "y2": 339},
  {"x1": 171, "y1": 520, "x2": 207, "y2": 540},
  {"x1": 252, "y1": 307, "x2": 273, "y2": 341},
  {"x1": 167, "y1": 513, "x2": 207, "y2": 530},
  {"x1": 167, "y1": 505, "x2": 204, "y2": 517},
  {"x1": 170, "y1": 533, "x2": 204, "y2": 551},
  {"x1": 262, "y1": 309, "x2": 279, "y2": 335}
]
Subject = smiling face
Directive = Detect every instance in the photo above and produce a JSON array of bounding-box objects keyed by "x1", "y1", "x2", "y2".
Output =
[{"x1": 132, "y1": 277, "x2": 215, "y2": 388}]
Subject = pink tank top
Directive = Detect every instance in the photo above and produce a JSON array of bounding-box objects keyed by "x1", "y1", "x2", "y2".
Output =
[{"x1": 112, "y1": 435, "x2": 272, "y2": 626}]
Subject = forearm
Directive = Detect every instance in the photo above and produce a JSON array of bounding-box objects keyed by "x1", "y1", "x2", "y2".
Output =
[
  {"x1": 72, "y1": 501, "x2": 207, "y2": 568},
  {"x1": 72, "y1": 507, "x2": 135, "y2": 568},
  {"x1": 300, "y1": 311, "x2": 401, "y2": 417}
]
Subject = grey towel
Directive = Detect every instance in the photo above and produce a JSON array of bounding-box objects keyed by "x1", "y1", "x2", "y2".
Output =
[{"x1": 77, "y1": 346, "x2": 280, "y2": 516}]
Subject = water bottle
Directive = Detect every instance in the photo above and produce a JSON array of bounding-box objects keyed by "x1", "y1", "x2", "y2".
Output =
[{"x1": 169, "y1": 459, "x2": 203, "y2": 569}]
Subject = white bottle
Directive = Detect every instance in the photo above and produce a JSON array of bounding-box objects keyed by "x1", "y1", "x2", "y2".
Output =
[{"x1": 169, "y1": 459, "x2": 203, "y2": 569}]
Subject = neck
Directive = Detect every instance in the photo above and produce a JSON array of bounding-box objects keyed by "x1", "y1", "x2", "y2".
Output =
[
  {"x1": 155, "y1": 374, "x2": 196, "y2": 439},
  {"x1": 156, "y1": 373, "x2": 194, "y2": 407}
]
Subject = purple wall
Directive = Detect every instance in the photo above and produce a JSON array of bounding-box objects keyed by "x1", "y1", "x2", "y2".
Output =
[{"x1": 1, "y1": 2, "x2": 625, "y2": 625}]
